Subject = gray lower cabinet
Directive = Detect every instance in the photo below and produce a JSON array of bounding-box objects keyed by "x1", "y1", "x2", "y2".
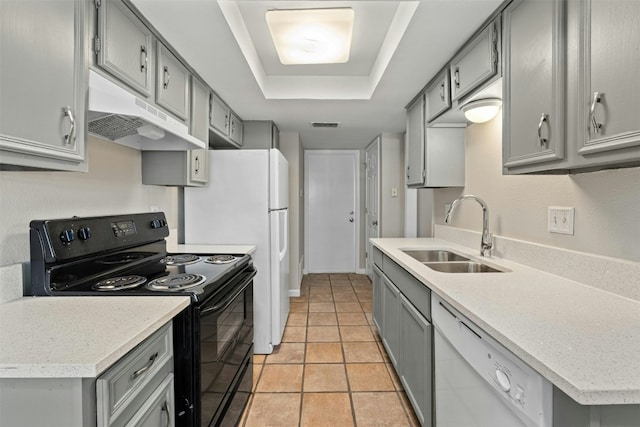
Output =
[
  {"x1": 96, "y1": 0, "x2": 153, "y2": 98},
  {"x1": 372, "y1": 247, "x2": 432, "y2": 426},
  {"x1": 0, "y1": 322, "x2": 174, "y2": 427},
  {"x1": 0, "y1": 0, "x2": 87, "y2": 171},
  {"x1": 577, "y1": 0, "x2": 640, "y2": 164},
  {"x1": 242, "y1": 121, "x2": 280, "y2": 149},
  {"x1": 503, "y1": 0, "x2": 566, "y2": 171},
  {"x1": 156, "y1": 43, "x2": 190, "y2": 122},
  {"x1": 399, "y1": 293, "x2": 432, "y2": 426}
]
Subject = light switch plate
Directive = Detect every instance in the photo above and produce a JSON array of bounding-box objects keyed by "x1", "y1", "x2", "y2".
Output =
[{"x1": 548, "y1": 206, "x2": 575, "y2": 235}]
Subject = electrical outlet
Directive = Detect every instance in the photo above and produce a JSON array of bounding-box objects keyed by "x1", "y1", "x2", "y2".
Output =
[
  {"x1": 391, "y1": 187, "x2": 398, "y2": 198},
  {"x1": 548, "y1": 207, "x2": 575, "y2": 235},
  {"x1": 150, "y1": 205, "x2": 159, "y2": 212}
]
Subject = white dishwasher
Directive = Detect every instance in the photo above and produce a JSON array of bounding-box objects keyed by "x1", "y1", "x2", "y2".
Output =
[{"x1": 432, "y1": 294, "x2": 552, "y2": 427}]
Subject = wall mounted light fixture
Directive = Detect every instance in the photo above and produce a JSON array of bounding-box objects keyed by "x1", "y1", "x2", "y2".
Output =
[
  {"x1": 461, "y1": 98, "x2": 502, "y2": 123},
  {"x1": 266, "y1": 8, "x2": 354, "y2": 65}
]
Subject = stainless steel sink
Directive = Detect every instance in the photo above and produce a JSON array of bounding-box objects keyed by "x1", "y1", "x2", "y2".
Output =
[
  {"x1": 424, "y1": 261, "x2": 506, "y2": 273},
  {"x1": 402, "y1": 250, "x2": 470, "y2": 263}
]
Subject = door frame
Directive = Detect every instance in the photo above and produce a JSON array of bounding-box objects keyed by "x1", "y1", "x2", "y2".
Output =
[
  {"x1": 365, "y1": 137, "x2": 381, "y2": 279},
  {"x1": 304, "y1": 150, "x2": 360, "y2": 274}
]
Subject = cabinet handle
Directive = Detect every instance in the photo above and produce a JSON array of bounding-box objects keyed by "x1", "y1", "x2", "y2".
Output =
[
  {"x1": 406, "y1": 166, "x2": 410, "y2": 180},
  {"x1": 132, "y1": 352, "x2": 158, "y2": 379},
  {"x1": 163, "y1": 66, "x2": 170, "y2": 89},
  {"x1": 373, "y1": 220, "x2": 378, "y2": 226},
  {"x1": 454, "y1": 67, "x2": 460, "y2": 89},
  {"x1": 537, "y1": 113, "x2": 549, "y2": 146},
  {"x1": 590, "y1": 91, "x2": 603, "y2": 135},
  {"x1": 63, "y1": 106, "x2": 75, "y2": 145},
  {"x1": 224, "y1": 113, "x2": 229, "y2": 130},
  {"x1": 194, "y1": 156, "x2": 200, "y2": 174},
  {"x1": 140, "y1": 45, "x2": 148, "y2": 72},
  {"x1": 439, "y1": 82, "x2": 445, "y2": 101},
  {"x1": 161, "y1": 401, "x2": 171, "y2": 427}
]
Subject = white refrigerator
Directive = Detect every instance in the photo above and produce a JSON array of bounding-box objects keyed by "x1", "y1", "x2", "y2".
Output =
[{"x1": 184, "y1": 149, "x2": 290, "y2": 354}]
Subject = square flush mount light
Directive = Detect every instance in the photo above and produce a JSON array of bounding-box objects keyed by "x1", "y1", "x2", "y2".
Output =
[{"x1": 266, "y1": 8, "x2": 354, "y2": 65}]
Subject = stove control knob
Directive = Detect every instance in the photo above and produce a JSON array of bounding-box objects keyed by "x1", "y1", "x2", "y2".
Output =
[
  {"x1": 78, "y1": 227, "x2": 92, "y2": 241},
  {"x1": 60, "y1": 229, "x2": 75, "y2": 245},
  {"x1": 150, "y1": 219, "x2": 162, "y2": 229}
]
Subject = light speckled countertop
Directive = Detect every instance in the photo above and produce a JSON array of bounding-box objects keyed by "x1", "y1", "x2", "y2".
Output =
[
  {"x1": 0, "y1": 296, "x2": 190, "y2": 378},
  {"x1": 371, "y1": 238, "x2": 640, "y2": 405}
]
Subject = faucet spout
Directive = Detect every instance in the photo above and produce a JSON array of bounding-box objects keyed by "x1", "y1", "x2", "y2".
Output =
[{"x1": 444, "y1": 195, "x2": 493, "y2": 256}]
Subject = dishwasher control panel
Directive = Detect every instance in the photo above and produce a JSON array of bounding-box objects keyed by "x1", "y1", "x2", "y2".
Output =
[{"x1": 432, "y1": 295, "x2": 552, "y2": 427}]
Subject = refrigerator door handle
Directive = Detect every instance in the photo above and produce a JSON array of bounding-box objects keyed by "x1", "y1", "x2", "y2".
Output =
[{"x1": 279, "y1": 210, "x2": 288, "y2": 262}]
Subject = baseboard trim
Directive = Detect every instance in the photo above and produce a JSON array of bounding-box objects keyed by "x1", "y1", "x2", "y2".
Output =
[{"x1": 288, "y1": 289, "x2": 301, "y2": 297}]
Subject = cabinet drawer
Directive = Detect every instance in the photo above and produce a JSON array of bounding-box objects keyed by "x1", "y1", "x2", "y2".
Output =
[
  {"x1": 97, "y1": 323, "x2": 173, "y2": 426},
  {"x1": 382, "y1": 255, "x2": 431, "y2": 321},
  {"x1": 124, "y1": 374, "x2": 174, "y2": 427},
  {"x1": 372, "y1": 246, "x2": 383, "y2": 269}
]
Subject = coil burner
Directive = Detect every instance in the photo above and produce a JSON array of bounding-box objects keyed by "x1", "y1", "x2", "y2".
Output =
[
  {"x1": 163, "y1": 254, "x2": 201, "y2": 266},
  {"x1": 92, "y1": 275, "x2": 147, "y2": 291},
  {"x1": 205, "y1": 255, "x2": 237, "y2": 265},
  {"x1": 146, "y1": 273, "x2": 207, "y2": 291}
]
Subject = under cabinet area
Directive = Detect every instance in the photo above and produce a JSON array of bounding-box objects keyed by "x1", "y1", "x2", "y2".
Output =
[
  {"x1": 0, "y1": 0, "x2": 87, "y2": 171},
  {"x1": 372, "y1": 247, "x2": 432, "y2": 426},
  {"x1": 502, "y1": 0, "x2": 566, "y2": 172}
]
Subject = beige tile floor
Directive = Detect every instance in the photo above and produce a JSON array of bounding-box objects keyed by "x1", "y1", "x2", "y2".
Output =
[{"x1": 240, "y1": 273, "x2": 420, "y2": 427}]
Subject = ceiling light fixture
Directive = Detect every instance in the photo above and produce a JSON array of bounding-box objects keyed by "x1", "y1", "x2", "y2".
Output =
[
  {"x1": 461, "y1": 98, "x2": 502, "y2": 123},
  {"x1": 265, "y1": 8, "x2": 354, "y2": 65}
]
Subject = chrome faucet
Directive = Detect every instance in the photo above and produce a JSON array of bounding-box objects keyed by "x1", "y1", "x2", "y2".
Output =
[{"x1": 444, "y1": 195, "x2": 493, "y2": 256}]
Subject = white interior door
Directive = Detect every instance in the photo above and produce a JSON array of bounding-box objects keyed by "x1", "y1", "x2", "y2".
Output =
[
  {"x1": 365, "y1": 139, "x2": 380, "y2": 279},
  {"x1": 305, "y1": 150, "x2": 359, "y2": 273}
]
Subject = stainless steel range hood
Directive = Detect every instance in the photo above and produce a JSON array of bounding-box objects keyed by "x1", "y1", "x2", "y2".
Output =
[{"x1": 88, "y1": 70, "x2": 206, "y2": 151}]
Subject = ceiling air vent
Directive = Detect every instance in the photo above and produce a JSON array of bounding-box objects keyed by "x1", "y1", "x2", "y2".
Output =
[{"x1": 310, "y1": 121, "x2": 340, "y2": 128}]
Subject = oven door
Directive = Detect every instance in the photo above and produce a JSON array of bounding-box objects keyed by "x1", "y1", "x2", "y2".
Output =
[{"x1": 198, "y1": 268, "x2": 255, "y2": 427}]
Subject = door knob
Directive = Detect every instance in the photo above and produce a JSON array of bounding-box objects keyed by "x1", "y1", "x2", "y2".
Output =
[
  {"x1": 349, "y1": 211, "x2": 354, "y2": 215},
  {"x1": 372, "y1": 221, "x2": 378, "y2": 226},
  {"x1": 349, "y1": 218, "x2": 354, "y2": 223}
]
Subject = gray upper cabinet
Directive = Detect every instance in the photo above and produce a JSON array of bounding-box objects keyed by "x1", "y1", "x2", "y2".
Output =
[
  {"x1": 242, "y1": 121, "x2": 280, "y2": 149},
  {"x1": 450, "y1": 17, "x2": 501, "y2": 102},
  {"x1": 96, "y1": 0, "x2": 152, "y2": 98},
  {"x1": 503, "y1": 0, "x2": 566, "y2": 171},
  {"x1": 578, "y1": 0, "x2": 640, "y2": 162},
  {"x1": 406, "y1": 95, "x2": 465, "y2": 188},
  {"x1": 209, "y1": 93, "x2": 243, "y2": 148},
  {"x1": 156, "y1": 43, "x2": 190, "y2": 122},
  {"x1": 406, "y1": 96, "x2": 425, "y2": 186},
  {"x1": 0, "y1": 0, "x2": 87, "y2": 171},
  {"x1": 425, "y1": 69, "x2": 451, "y2": 123},
  {"x1": 190, "y1": 76, "x2": 210, "y2": 144}
]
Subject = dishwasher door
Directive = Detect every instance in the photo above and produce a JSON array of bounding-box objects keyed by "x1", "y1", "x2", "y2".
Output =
[{"x1": 432, "y1": 295, "x2": 552, "y2": 427}]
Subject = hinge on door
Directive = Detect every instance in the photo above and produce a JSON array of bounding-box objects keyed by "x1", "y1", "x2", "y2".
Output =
[
  {"x1": 94, "y1": 35, "x2": 101, "y2": 55},
  {"x1": 95, "y1": 0, "x2": 102, "y2": 8}
]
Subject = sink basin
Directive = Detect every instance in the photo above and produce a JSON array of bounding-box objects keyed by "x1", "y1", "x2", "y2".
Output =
[
  {"x1": 402, "y1": 250, "x2": 470, "y2": 263},
  {"x1": 424, "y1": 261, "x2": 506, "y2": 273}
]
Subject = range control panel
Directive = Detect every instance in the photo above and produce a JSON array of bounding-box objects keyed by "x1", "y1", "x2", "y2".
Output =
[{"x1": 30, "y1": 212, "x2": 169, "y2": 262}]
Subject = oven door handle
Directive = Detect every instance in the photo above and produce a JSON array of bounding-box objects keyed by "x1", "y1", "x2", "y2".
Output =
[{"x1": 200, "y1": 269, "x2": 256, "y2": 316}]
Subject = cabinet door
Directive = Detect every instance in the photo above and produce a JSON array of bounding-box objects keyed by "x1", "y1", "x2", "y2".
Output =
[
  {"x1": 210, "y1": 94, "x2": 230, "y2": 136},
  {"x1": 503, "y1": 0, "x2": 566, "y2": 170},
  {"x1": 406, "y1": 95, "x2": 425, "y2": 186},
  {"x1": 271, "y1": 123, "x2": 280, "y2": 149},
  {"x1": 425, "y1": 69, "x2": 451, "y2": 123},
  {"x1": 190, "y1": 77, "x2": 210, "y2": 144},
  {"x1": 579, "y1": 0, "x2": 640, "y2": 158},
  {"x1": 381, "y1": 276, "x2": 400, "y2": 368},
  {"x1": 425, "y1": 128, "x2": 465, "y2": 187},
  {"x1": 0, "y1": 0, "x2": 86, "y2": 170},
  {"x1": 156, "y1": 43, "x2": 189, "y2": 121},
  {"x1": 189, "y1": 149, "x2": 208, "y2": 185},
  {"x1": 229, "y1": 113, "x2": 243, "y2": 146},
  {"x1": 372, "y1": 265, "x2": 384, "y2": 334},
  {"x1": 450, "y1": 19, "x2": 500, "y2": 102},
  {"x1": 97, "y1": 0, "x2": 152, "y2": 97},
  {"x1": 399, "y1": 293, "x2": 432, "y2": 426}
]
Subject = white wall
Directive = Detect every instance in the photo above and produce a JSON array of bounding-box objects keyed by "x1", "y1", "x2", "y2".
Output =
[
  {"x1": 279, "y1": 132, "x2": 304, "y2": 293},
  {"x1": 433, "y1": 115, "x2": 640, "y2": 263},
  {"x1": 0, "y1": 136, "x2": 179, "y2": 267}
]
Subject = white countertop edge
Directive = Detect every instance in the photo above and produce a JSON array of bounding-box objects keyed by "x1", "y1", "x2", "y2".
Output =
[
  {"x1": 371, "y1": 238, "x2": 640, "y2": 405},
  {"x1": 0, "y1": 296, "x2": 191, "y2": 379}
]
